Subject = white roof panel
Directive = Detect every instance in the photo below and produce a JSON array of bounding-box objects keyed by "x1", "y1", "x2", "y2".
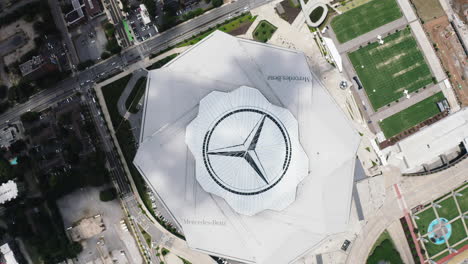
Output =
[{"x1": 134, "y1": 31, "x2": 360, "y2": 264}]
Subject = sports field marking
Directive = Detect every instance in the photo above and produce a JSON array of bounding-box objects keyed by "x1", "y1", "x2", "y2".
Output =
[
  {"x1": 370, "y1": 33, "x2": 412, "y2": 54},
  {"x1": 348, "y1": 29, "x2": 433, "y2": 110},
  {"x1": 331, "y1": 0, "x2": 402, "y2": 43},
  {"x1": 393, "y1": 63, "x2": 422, "y2": 77},
  {"x1": 396, "y1": 76, "x2": 432, "y2": 93},
  {"x1": 375, "y1": 52, "x2": 407, "y2": 68},
  {"x1": 379, "y1": 92, "x2": 445, "y2": 138}
]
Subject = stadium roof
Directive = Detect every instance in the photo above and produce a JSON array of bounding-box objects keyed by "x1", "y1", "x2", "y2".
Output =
[
  {"x1": 185, "y1": 86, "x2": 309, "y2": 215},
  {"x1": 134, "y1": 31, "x2": 360, "y2": 263}
]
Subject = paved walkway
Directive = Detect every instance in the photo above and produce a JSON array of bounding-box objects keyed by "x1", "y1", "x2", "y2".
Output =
[
  {"x1": 333, "y1": 17, "x2": 408, "y2": 54},
  {"x1": 370, "y1": 84, "x2": 441, "y2": 124},
  {"x1": 117, "y1": 69, "x2": 147, "y2": 118},
  {"x1": 346, "y1": 159, "x2": 468, "y2": 264},
  {"x1": 94, "y1": 45, "x2": 214, "y2": 264},
  {"x1": 410, "y1": 21, "x2": 447, "y2": 82},
  {"x1": 396, "y1": 0, "x2": 418, "y2": 23},
  {"x1": 387, "y1": 220, "x2": 415, "y2": 264}
]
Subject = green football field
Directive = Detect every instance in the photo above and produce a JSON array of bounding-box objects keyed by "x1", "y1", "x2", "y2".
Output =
[
  {"x1": 379, "y1": 92, "x2": 445, "y2": 138},
  {"x1": 349, "y1": 28, "x2": 433, "y2": 111},
  {"x1": 331, "y1": 0, "x2": 402, "y2": 43}
]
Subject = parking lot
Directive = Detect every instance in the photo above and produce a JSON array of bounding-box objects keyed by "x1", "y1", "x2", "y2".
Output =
[
  {"x1": 127, "y1": 7, "x2": 158, "y2": 43},
  {"x1": 72, "y1": 16, "x2": 108, "y2": 62},
  {"x1": 57, "y1": 186, "x2": 142, "y2": 264}
]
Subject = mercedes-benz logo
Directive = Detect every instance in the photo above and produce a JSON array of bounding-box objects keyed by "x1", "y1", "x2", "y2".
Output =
[{"x1": 202, "y1": 108, "x2": 292, "y2": 195}]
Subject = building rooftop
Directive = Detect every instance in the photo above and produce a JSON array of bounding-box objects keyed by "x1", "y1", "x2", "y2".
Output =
[
  {"x1": 0, "y1": 243, "x2": 18, "y2": 264},
  {"x1": 134, "y1": 31, "x2": 360, "y2": 264},
  {"x1": 0, "y1": 180, "x2": 18, "y2": 205},
  {"x1": 384, "y1": 107, "x2": 468, "y2": 172}
]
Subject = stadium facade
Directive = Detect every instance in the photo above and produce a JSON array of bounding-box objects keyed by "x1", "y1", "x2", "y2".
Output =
[{"x1": 134, "y1": 31, "x2": 360, "y2": 263}]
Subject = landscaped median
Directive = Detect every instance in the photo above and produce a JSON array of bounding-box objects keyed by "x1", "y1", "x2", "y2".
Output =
[
  {"x1": 379, "y1": 92, "x2": 446, "y2": 139},
  {"x1": 367, "y1": 230, "x2": 404, "y2": 264},
  {"x1": 176, "y1": 12, "x2": 257, "y2": 47},
  {"x1": 252, "y1": 20, "x2": 277, "y2": 43},
  {"x1": 100, "y1": 55, "x2": 184, "y2": 239},
  {"x1": 125, "y1": 77, "x2": 147, "y2": 114}
]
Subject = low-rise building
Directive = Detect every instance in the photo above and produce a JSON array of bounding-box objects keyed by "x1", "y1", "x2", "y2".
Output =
[
  {"x1": 65, "y1": 0, "x2": 86, "y2": 26},
  {"x1": 84, "y1": 0, "x2": 103, "y2": 18},
  {"x1": 0, "y1": 180, "x2": 18, "y2": 205},
  {"x1": 18, "y1": 55, "x2": 58, "y2": 81},
  {"x1": 0, "y1": 243, "x2": 18, "y2": 264},
  {"x1": 0, "y1": 126, "x2": 19, "y2": 148},
  {"x1": 139, "y1": 4, "x2": 151, "y2": 25}
]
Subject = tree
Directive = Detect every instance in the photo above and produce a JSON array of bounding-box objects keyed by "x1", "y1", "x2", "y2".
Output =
[
  {"x1": 20, "y1": 111, "x2": 40, "y2": 123},
  {"x1": 67, "y1": 242, "x2": 83, "y2": 257},
  {"x1": 0, "y1": 101, "x2": 10, "y2": 114},
  {"x1": 212, "y1": 0, "x2": 223, "y2": 7},
  {"x1": 0, "y1": 159, "x2": 13, "y2": 183},
  {"x1": 9, "y1": 140, "x2": 26, "y2": 154},
  {"x1": 0, "y1": 85, "x2": 7, "y2": 99},
  {"x1": 101, "y1": 51, "x2": 111, "y2": 60},
  {"x1": 99, "y1": 188, "x2": 117, "y2": 201}
]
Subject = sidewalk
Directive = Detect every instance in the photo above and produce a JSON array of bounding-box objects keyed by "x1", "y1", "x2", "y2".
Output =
[
  {"x1": 116, "y1": 69, "x2": 147, "y2": 118},
  {"x1": 93, "y1": 45, "x2": 214, "y2": 264},
  {"x1": 346, "y1": 160, "x2": 468, "y2": 264},
  {"x1": 334, "y1": 17, "x2": 408, "y2": 54},
  {"x1": 370, "y1": 84, "x2": 441, "y2": 124}
]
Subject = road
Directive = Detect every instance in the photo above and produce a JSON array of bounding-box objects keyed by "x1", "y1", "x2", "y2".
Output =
[
  {"x1": 0, "y1": 1, "x2": 270, "y2": 262},
  {"x1": 82, "y1": 86, "x2": 162, "y2": 262},
  {"x1": 48, "y1": 0, "x2": 80, "y2": 66},
  {"x1": 0, "y1": 0, "x2": 271, "y2": 126},
  {"x1": 102, "y1": 0, "x2": 132, "y2": 48},
  {"x1": 345, "y1": 165, "x2": 468, "y2": 264}
]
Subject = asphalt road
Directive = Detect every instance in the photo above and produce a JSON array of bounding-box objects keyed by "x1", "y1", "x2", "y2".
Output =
[{"x1": 0, "y1": 0, "x2": 272, "y2": 127}]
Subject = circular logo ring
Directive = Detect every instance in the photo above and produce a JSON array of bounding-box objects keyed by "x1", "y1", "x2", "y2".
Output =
[{"x1": 202, "y1": 108, "x2": 292, "y2": 195}]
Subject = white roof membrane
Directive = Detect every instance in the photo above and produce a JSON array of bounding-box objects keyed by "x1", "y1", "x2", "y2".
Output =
[{"x1": 134, "y1": 31, "x2": 360, "y2": 264}]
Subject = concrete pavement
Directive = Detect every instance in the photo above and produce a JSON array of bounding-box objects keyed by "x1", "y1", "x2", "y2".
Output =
[
  {"x1": 333, "y1": 17, "x2": 408, "y2": 54},
  {"x1": 48, "y1": 0, "x2": 80, "y2": 66},
  {"x1": 387, "y1": 220, "x2": 415, "y2": 264},
  {"x1": 346, "y1": 160, "x2": 468, "y2": 264},
  {"x1": 117, "y1": 69, "x2": 147, "y2": 118},
  {"x1": 95, "y1": 73, "x2": 215, "y2": 264},
  {"x1": 410, "y1": 21, "x2": 446, "y2": 82},
  {"x1": 370, "y1": 84, "x2": 441, "y2": 124}
]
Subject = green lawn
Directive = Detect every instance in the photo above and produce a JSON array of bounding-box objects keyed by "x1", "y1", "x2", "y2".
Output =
[
  {"x1": 139, "y1": 225, "x2": 152, "y2": 246},
  {"x1": 367, "y1": 231, "x2": 403, "y2": 264},
  {"x1": 454, "y1": 239, "x2": 468, "y2": 250},
  {"x1": 436, "y1": 197, "x2": 460, "y2": 221},
  {"x1": 331, "y1": 0, "x2": 402, "y2": 43},
  {"x1": 253, "y1": 20, "x2": 277, "y2": 42},
  {"x1": 125, "y1": 77, "x2": 147, "y2": 114},
  {"x1": 177, "y1": 13, "x2": 257, "y2": 47},
  {"x1": 432, "y1": 250, "x2": 450, "y2": 262},
  {"x1": 424, "y1": 239, "x2": 448, "y2": 258},
  {"x1": 101, "y1": 74, "x2": 132, "y2": 127},
  {"x1": 455, "y1": 186, "x2": 468, "y2": 213},
  {"x1": 379, "y1": 92, "x2": 445, "y2": 138},
  {"x1": 309, "y1": 6, "x2": 324, "y2": 23},
  {"x1": 448, "y1": 219, "x2": 467, "y2": 246},
  {"x1": 415, "y1": 207, "x2": 437, "y2": 234},
  {"x1": 349, "y1": 28, "x2": 434, "y2": 111},
  {"x1": 146, "y1": 53, "x2": 178, "y2": 70}
]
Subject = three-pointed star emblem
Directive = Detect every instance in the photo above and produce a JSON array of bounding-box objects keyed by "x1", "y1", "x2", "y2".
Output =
[{"x1": 207, "y1": 115, "x2": 269, "y2": 184}]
